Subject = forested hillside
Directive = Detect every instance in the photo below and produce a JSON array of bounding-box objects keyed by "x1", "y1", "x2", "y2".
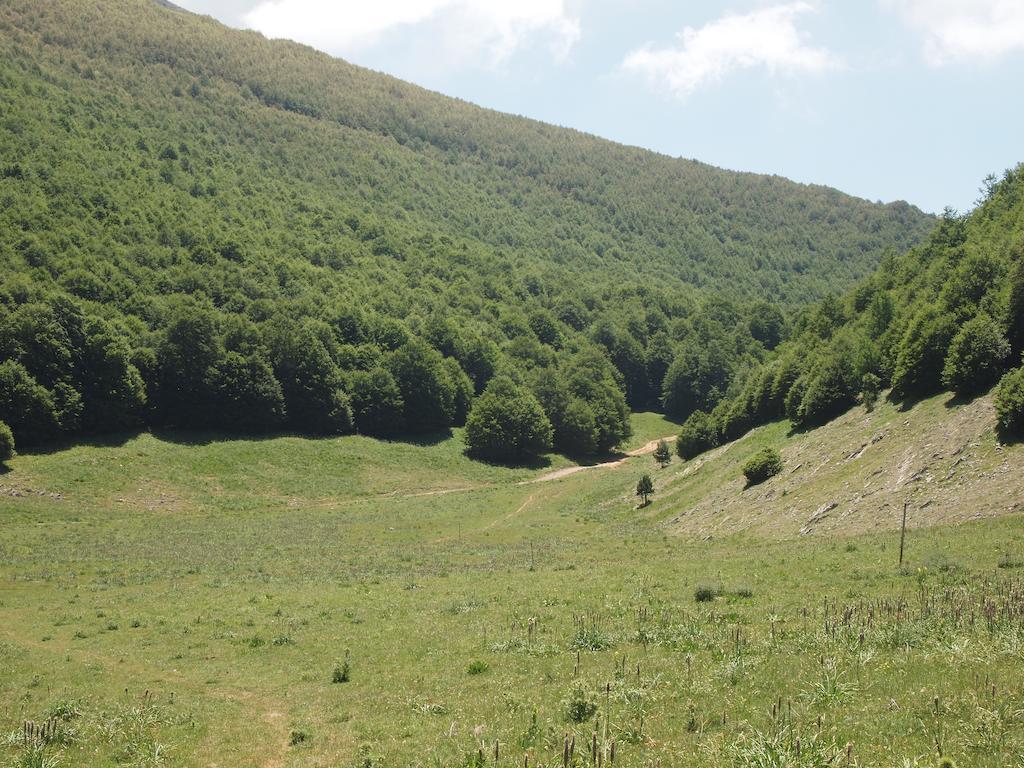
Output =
[
  {"x1": 0, "y1": 0, "x2": 934, "y2": 455},
  {"x1": 675, "y1": 166, "x2": 1024, "y2": 459}
]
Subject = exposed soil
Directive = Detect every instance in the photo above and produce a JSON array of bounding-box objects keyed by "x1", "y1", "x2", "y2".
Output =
[{"x1": 661, "y1": 393, "x2": 1024, "y2": 540}]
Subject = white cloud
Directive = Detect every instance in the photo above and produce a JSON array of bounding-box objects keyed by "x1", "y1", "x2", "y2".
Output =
[
  {"x1": 883, "y1": 0, "x2": 1024, "y2": 66},
  {"x1": 243, "y1": 0, "x2": 581, "y2": 66},
  {"x1": 622, "y1": 2, "x2": 836, "y2": 97}
]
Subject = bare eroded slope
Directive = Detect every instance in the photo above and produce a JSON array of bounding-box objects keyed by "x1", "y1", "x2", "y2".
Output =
[{"x1": 652, "y1": 391, "x2": 1023, "y2": 540}]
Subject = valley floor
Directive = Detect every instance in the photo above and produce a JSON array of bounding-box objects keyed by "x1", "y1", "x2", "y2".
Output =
[{"x1": 1, "y1": 404, "x2": 1023, "y2": 767}]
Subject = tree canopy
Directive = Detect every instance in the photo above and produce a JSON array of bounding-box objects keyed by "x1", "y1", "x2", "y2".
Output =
[
  {"x1": 0, "y1": 0, "x2": 935, "y2": 457},
  {"x1": 675, "y1": 166, "x2": 1024, "y2": 460},
  {"x1": 464, "y1": 378, "x2": 553, "y2": 462}
]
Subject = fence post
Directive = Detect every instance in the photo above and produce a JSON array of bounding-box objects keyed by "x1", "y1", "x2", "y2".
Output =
[{"x1": 898, "y1": 500, "x2": 908, "y2": 567}]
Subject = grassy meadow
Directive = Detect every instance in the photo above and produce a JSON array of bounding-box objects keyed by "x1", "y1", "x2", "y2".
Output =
[{"x1": 1, "y1": 412, "x2": 1023, "y2": 768}]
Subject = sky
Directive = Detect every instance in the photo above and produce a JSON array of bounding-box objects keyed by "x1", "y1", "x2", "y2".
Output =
[{"x1": 171, "y1": 0, "x2": 1024, "y2": 214}]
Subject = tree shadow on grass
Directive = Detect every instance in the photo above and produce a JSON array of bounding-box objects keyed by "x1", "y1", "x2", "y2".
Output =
[
  {"x1": 889, "y1": 383, "x2": 998, "y2": 413},
  {"x1": 11, "y1": 426, "x2": 461, "y2": 457},
  {"x1": 383, "y1": 430, "x2": 453, "y2": 448},
  {"x1": 562, "y1": 448, "x2": 629, "y2": 467},
  {"x1": 941, "y1": 380, "x2": 1003, "y2": 410},
  {"x1": 464, "y1": 442, "x2": 647, "y2": 470},
  {"x1": 995, "y1": 424, "x2": 1023, "y2": 446},
  {"x1": 150, "y1": 426, "x2": 459, "y2": 449},
  {"x1": 149, "y1": 428, "x2": 345, "y2": 448},
  {"x1": 941, "y1": 391, "x2": 976, "y2": 409},
  {"x1": 149, "y1": 428, "x2": 460, "y2": 449},
  {"x1": 15, "y1": 430, "x2": 145, "y2": 456},
  {"x1": 463, "y1": 452, "x2": 554, "y2": 471},
  {"x1": 893, "y1": 395, "x2": 922, "y2": 413},
  {"x1": 891, "y1": 388, "x2": 951, "y2": 413}
]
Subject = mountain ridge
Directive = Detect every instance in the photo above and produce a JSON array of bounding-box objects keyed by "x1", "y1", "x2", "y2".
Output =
[
  {"x1": 0, "y1": 0, "x2": 932, "y2": 301},
  {"x1": 0, "y1": 0, "x2": 936, "y2": 452}
]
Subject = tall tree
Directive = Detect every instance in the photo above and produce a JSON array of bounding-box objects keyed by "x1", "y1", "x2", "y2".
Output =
[
  {"x1": 464, "y1": 377, "x2": 553, "y2": 461},
  {"x1": 636, "y1": 474, "x2": 654, "y2": 506},
  {"x1": 386, "y1": 340, "x2": 457, "y2": 433},
  {"x1": 653, "y1": 439, "x2": 672, "y2": 468}
]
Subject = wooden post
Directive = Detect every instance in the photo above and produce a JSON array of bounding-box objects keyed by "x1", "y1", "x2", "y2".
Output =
[{"x1": 898, "y1": 500, "x2": 908, "y2": 567}]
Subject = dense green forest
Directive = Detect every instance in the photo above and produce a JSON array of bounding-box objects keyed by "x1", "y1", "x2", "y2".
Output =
[
  {"x1": 0, "y1": 0, "x2": 934, "y2": 458},
  {"x1": 676, "y1": 167, "x2": 1024, "y2": 460}
]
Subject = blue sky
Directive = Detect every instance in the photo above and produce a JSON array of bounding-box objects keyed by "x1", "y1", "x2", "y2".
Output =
[{"x1": 173, "y1": 1, "x2": 1024, "y2": 214}]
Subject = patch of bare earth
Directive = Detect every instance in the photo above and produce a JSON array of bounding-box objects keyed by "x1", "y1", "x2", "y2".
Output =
[{"x1": 525, "y1": 436, "x2": 677, "y2": 484}]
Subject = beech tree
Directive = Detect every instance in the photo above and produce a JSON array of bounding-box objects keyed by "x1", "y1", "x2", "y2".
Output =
[
  {"x1": 941, "y1": 313, "x2": 1010, "y2": 396},
  {"x1": 0, "y1": 420, "x2": 14, "y2": 463},
  {"x1": 995, "y1": 364, "x2": 1024, "y2": 439},
  {"x1": 464, "y1": 377, "x2": 553, "y2": 461}
]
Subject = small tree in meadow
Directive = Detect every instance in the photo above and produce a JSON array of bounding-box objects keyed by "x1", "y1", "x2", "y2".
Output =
[
  {"x1": 636, "y1": 474, "x2": 654, "y2": 506},
  {"x1": 332, "y1": 650, "x2": 351, "y2": 683},
  {"x1": 653, "y1": 439, "x2": 671, "y2": 468}
]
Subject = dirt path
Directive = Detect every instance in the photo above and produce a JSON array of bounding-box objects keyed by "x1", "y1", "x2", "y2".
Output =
[
  {"x1": 268, "y1": 435, "x2": 678, "y2": 517},
  {"x1": 428, "y1": 436, "x2": 675, "y2": 542},
  {"x1": 489, "y1": 492, "x2": 536, "y2": 528},
  {"x1": 522, "y1": 436, "x2": 676, "y2": 485}
]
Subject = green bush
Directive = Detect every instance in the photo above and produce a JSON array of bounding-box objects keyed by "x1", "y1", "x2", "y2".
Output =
[
  {"x1": 941, "y1": 252, "x2": 1003, "y2": 318},
  {"x1": 694, "y1": 584, "x2": 719, "y2": 603},
  {"x1": 717, "y1": 396, "x2": 753, "y2": 442},
  {"x1": 676, "y1": 410, "x2": 717, "y2": 460},
  {"x1": 563, "y1": 683, "x2": 597, "y2": 723},
  {"x1": 941, "y1": 313, "x2": 1010, "y2": 395},
  {"x1": 566, "y1": 352, "x2": 632, "y2": 453},
  {"x1": 861, "y1": 372, "x2": 881, "y2": 411},
  {"x1": 995, "y1": 365, "x2": 1024, "y2": 439},
  {"x1": 742, "y1": 447, "x2": 783, "y2": 486},
  {"x1": 445, "y1": 357, "x2": 475, "y2": 427},
  {"x1": 0, "y1": 421, "x2": 14, "y2": 463},
  {"x1": 530, "y1": 365, "x2": 625, "y2": 457},
  {"x1": 1008, "y1": 256, "x2": 1024, "y2": 355},
  {"x1": 332, "y1": 651, "x2": 351, "y2": 683},
  {"x1": 464, "y1": 378, "x2": 553, "y2": 461}
]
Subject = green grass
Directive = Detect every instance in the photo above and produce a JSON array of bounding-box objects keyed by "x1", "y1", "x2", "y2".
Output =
[
  {"x1": 620, "y1": 412, "x2": 682, "y2": 452},
  {"x1": 2, "y1": 418, "x2": 1023, "y2": 768}
]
